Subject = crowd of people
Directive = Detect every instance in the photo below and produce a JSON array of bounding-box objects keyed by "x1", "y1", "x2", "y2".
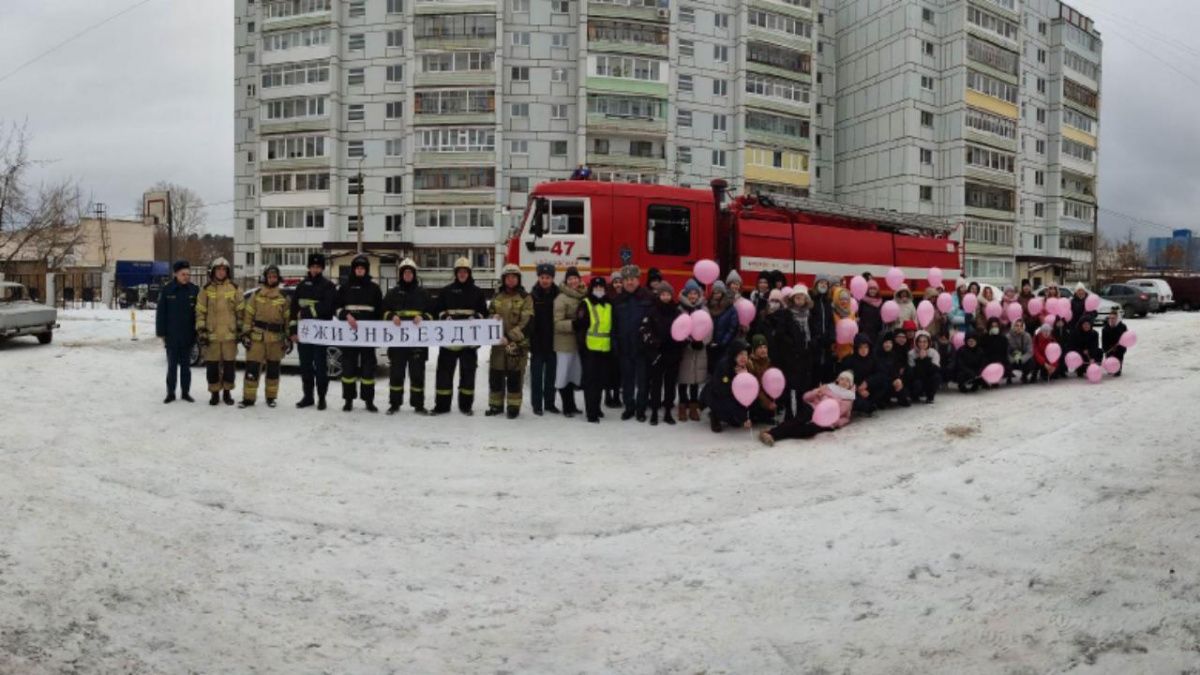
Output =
[{"x1": 155, "y1": 256, "x2": 1133, "y2": 447}]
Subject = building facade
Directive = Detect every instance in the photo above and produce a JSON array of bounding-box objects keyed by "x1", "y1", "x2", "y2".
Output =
[{"x1": 234, "y1": 0, "x2": 1097, "y2": 289}]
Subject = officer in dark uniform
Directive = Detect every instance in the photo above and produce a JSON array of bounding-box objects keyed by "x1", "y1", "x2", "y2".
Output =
[
  {"x1": 382, "y1": 258, "x2": 431, "y2": 415},
  {"x1": 430, "y1": 256, "x2": 489, "y2": 415},
  {"x1": 334, "y1": 255, "x2": 384, "y2": 412},
  {"x1": 156, "y1": 260, "x2": 200, "y2": 403},
  {"x1": 290, "y1": 252, "x2": 337, "y2": 410}
]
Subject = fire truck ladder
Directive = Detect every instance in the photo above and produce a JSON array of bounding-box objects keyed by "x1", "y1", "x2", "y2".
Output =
[{"x1": 752, "y1": 194, "x2": 958, "y2": 237}]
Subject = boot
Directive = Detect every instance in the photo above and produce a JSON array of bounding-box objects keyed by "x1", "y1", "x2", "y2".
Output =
[
  {"x1": 709, "y1": 413, "x2": 723, "y2": 433},
  {"x1": 209, "y1": 392, "x2": 220, "y2": 406},
  {"x1": 296, "y1": 397, "x2": 315, "y2": 409},
  {"x1": 663, "y1": 408, "x2": 676, "y2": 425},
  {"x1": 560, "y1": 388, "x2": 577, "y2": 418},
  {"x1": 677, "y1": 403, "x2": 688, "y2": 423},
  {"x1": 266, "y1": 399, "x2": 276, "y2": 408},
  {"x1": 621, "y1": 409, "x2": 636, "y2": 421},
  {"x1": 238, "y1": 399, "x2": 254, "y2": 409},
  {"x1": 181, "y1": 394, "x2": 194, "y2": 403},
  {"x1": 317, "y1": 396, "x2": 327, "y2": 411},
  {"x1": 506, "y1": 406, "x2": 520, "y2": 419},
  {"x1": 650, "y1": 409, "x2": 659, "y2": 426},
  {"x1": 297, "y1": 380, "x2": 315, "y2": 408},
  {"x1": 222, "y1": 391, "x2": 235, "y2": 406},
  {"x1": 163, "y1": 393, "x2": 175, "y2": 404},
  {"x1": 386, "y1": 405, "x2": 400, "y2": 415},
  {"x1": 485, "y1": 406, "x2": 503, "y2": 417},
  {"x1": 689, "y1": 402, "x2": 701, "y2": 422},
  {"x1": 364, "y1": 401, "x2": 378, "y2": 413},
  {"x1": 343, "y1": 400, "x2": 353, "y2": 412}
]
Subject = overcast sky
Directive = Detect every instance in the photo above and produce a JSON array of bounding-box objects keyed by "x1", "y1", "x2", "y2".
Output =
[{"x1": 0, "y1": 0, "x2": 1196, "y2": 241}]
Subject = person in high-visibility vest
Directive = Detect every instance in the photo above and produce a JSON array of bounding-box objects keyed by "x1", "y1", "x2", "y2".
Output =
[{"x1": 574, "y1": 276, "x2": 613, "y2": 424}]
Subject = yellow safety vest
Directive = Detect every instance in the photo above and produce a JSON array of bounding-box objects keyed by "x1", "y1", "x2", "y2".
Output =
[{"x1": 584, "y1": 298, "x2": 612, "y2": 353}]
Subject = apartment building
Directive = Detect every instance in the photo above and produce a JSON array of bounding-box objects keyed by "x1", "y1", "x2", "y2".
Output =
[
  {"x1": 832, "y1": 0, "x2": 1101, "y2": 287},
  {"x1": 234, "y1": 0, "x2": 1098, "y2": 289}
]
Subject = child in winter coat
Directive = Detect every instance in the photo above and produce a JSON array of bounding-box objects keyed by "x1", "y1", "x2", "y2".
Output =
[
  {"x1": 981, "y1": 317, "x2": 1008, "y2": 388},
  {"x1": 640, "y1": 281, "x2": 684, "y2": 425},
  {"x1": 857, "y1": 280, "x2": 884, "y2": 342},
  {"x1": 957, "y1": 333, "x2": 986, "y2": 393},
  {"x1": 707, "y1": 281, "x2": 740, "y2": 376},
  {"x1": 764, "y1": 290, "x2": 808, "y2": 420},
  {"x1": 1006, "y1": 318, "x2": 1035, "y2": 384},
  {"x1": 1101, "y1": 308, "x2": 1128, "y2": 376},
  {"x1": 758, "y1": 371, "x2": 856, "y2": 446},
  {"x1": 1032, "y1": 324, "x2": 1063, "y2": 382},
  {"x1": 703, "y1": 339, "x2": 752, "y2": 432},
  {"x1": 831, "y1": 286, "x2": 858, "y2": 362},
  {"x1": 936, "y1": 331, "x2": 957, "y2": 389},
  {"x1": 839, "y1": 334, "x2": 878, "y2": 415},
  {"x1": 808, "y1": 277, "x2": 836, "y2": 385},
  {"x1": 908, "y1": 330, "x2": 941, "y2": 404},
  {"x1": 747, "y1": 334, "x2": 777, "y2": 424},
  {"x1": 1072, "y1": 319, "x2": 1102, "y2": 377},
  {"x1": 892, "y1": 285, "x2": 918, "y2": 330},
  {"x1": 873, "y1": 332, "x2": 911, "y2": 409},
  {"x1": 676, "y1": 279, "x2": 709, "y2": 422},
  {"x1": 892, "y1": 329, "x2": 912, "y2": 386}
]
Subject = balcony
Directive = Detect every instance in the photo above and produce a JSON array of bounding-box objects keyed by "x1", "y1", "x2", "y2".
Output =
[
  {"x1": 964, "y1": 182, "x2": 1016, "y2": 221},
  {"x1": 413, "y1": 0, "x2": 497, "y2": 15},
  {"x1": 588, "y1": 0, "x2": 671, "y2": 25},
  {"x1": 746, "y1": 41, "x2": 812, "y2": 84},
  {"x1": 587, "y1": 138, "x2": 666, "y2": 171},
  {"x1": 262, "y1": 0, "x2": 332, "y2": 29},
  {"x1": 587, "y1": 20, "x2": 669, "y2": 58},
  {"x1": 752, "y1": 0, "x2": 815, "y2": 22}
]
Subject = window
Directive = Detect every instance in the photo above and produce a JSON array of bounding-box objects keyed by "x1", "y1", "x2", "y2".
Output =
[
  {"x1": 1064, "y1": 79, "x2": 1099, "y2": 109},
  {"x1": 745, "y1": 74, "x2": 810, "y2": 103},
  {"x1": 265, "y1": 209, "x2": 326, "y2": 229},
  {"x1": 262, "y1": 96, "x2": 328, "y2": 121},
  {"x1": 921, "y1": 75, "x2": 934, "y2": 91},
  {"x1": 965, "y1": 107, "x2": 1016, "y2": 139},
  {"x1": 1035, "y1": 139, "x2": 1046, "y2": 154},
  {"x1": 266, "y1": 135, "x2": 327, "y2": 160},
  {"x1": 416, "y1": 127, "x2": 495, "y2": 152},
  {"x1": 964, "y1": 258, "x2": 1015, "y2": 280},
  {"x1": 260, "y1": 60, "x2": 330, "y2": 88},
  {"x1": 1034, "y1": 202, "x2": 1045, "y2": 218},
  {"x1": 920, "y1": 110, "x2": 934, "y2": 127},
  {"x1": 924, "y1": 41, "x2": 934, "y2": 56},
  {"x1": 713, "y1": 114, "x2": 727, "y2": 132},
  {"x1": 510, "y1": 103, "x2": 529, "y2": 117},
  {"x1": 712, "y1": 79, "x2": 727, "y2": 96},
  {"x1": 511, "y1": 0, "x2": 529, "y2": 11},
  {"x1": 922, "y1": 8, "x2": 934, "y2": 22},
  {"x1": 386, "y1": 175, "x2": 403, "y2": 194},
  {"x1": 247, "y1": 21, "x2": 256, "y2": 33},
  {"x1": 747, "y1": 42, "x2": 811, "y2": 73},
  {"x1": 551, "y1": 68, "x2": 568, "y2": 82},
  {"x1": 348, "y1": 104, "x2": 365, "y2": 121},
  {"x1": 746, "y1": 146, "x2": 807, "y2": 171},
  {"x1": 348, "y1": 1, "x2": 365, "y2": 17},
  {"x1": 421, "y1": 51, "x2": 494, "y2": 73},
  {"x1": 386, "y1": 101, "x2": 403, "y2": 119},
  {"x1": 1038, "y1": 21, "x2": 1047, "y2": 35},
  {"x1": 966, "y1": 5, "x2": 1018, "y2": 41},
  {"x1": 677, "y1": 146, "x2": 692, "y2": 164},
  {"x1": 712, "y1": 149, "x2": 726, "y2": 167},
  {"x1": 415, "y1": 14, "x2": 497, "y2": 39},
  {"x1": 1063, "y1": 199, "x2": 1094, "y2": 221},
  {"x1": 510, "y1": 176, "x2": 529, "y2": 194},
  {"x1": 263, "y1": 28, "x2": 330, "y2": 52},
  {"x1": 1034, "y1": 170, "x2": 1045, "y2": 186},
  {"x1": 592, "y1": 55, "x2": 663, "y2": 81},
  {"x1": 1065, "y1": 50, "x2": 1100, "y2": 80},
  {"x1": 551, "y1": 140, "x2": 569, "y2": 156},
  {"x1": 1062, "y1": 139, "x2": 1095, "y2": 162},
  {"x1": 247, "y1": 51, "x2": 256, "y2": 65},
  {"x1": 385, "y1": 214, "x2": 403, "y2": 232},
  {"x1": 679, "y1": 39, "x2": 694, "y2": 57},
  {"x1": 414, "y1": 88, "x2": 496, "y2": 114},
  {"x1": 748, "y1": 10, "x2": 814, "y2": 39},
  {"x1": 1037, "y1": 77, "x2": 1046, "y2": 94},
  {"x1": 967, "y1": 36, "x2": 1019, "y2": 75},
  {"x1": 920, "y1": 148, "x2": 933, "y2": 165},
  {"x1": 1036, "y1": 108, "x2": 1046, "y2": 124},
  {"x1": 551, "y1": 103, "x2": 569, "y2": 119},
  {"x1": 714, "y1": 13, "x2": 729, "y2": 29},
  {"x1": 511, "y1": 66, "x2": 529, "y2": 81},
  {"x1": 510, "y1": 139, "x2": 528, "y2": 154},
  {"x1": 919, "y1": 185, "x2": 933, "y2": 202},
  {"x1": 1033, "y1": 234, "x2": 1044, "y2": 249},
  {"x1": 714, "y1": 45, "x2": 728, "y2": 62},
  {"x1": 388, "y1": 0, "x2": 403, "y2": 13},
  {"x1": 347, "y1": 215, "x2": 360, "y2": 232},
  {"x1": 647, "y1": 205, "x2": 691, "y2": 255},
  {"x1": 678, "y1": 74, "x2": 693, "y2": 92},
  {"x1": 348, "y1": 33, "x2": 365, "y2": 50},
  {"x1": 1063, "y1": 108, "x2": 1096, "y2": 134},
  {"x1": 677, "y1": 109, "x2": 692, "y2": 127},
  {"x1": 413, "y1": 168, "x2": 495, "y2": 190},
  {"x1": 245, "y1": 218, "x2": 255, "y2": 232},
  {"x1": 965, "y1": 182, "x2": 1015, "y2": 211},
  {"x1": 260, "y1": 173, "x2": 331, "y2": 194},
  {"x1": 679, "y1": 6, "x2": 694, "y2": 23},
  {"x1": 347, "y1": 140, "x2": 364, "y2": 157},
  {"x1": 591, "y1": 139, "x2": 609, "y2": 155},
  {"x1": 511, "y1": 32, "x2": 530, "y2": 46},
  {"x1": 347, "y1": 175, "x2": 362, "y2": 195},
  {"x1": 246, "y1": 83, "x2": 256, "y2": 97},
  {"x1": 386, "y1": 139, "x2": 404, "y2": 156},
  {"x1": 964, "y1": 219, "x2": 1013, "y2": 246},
  {"x1": 746, "y1": 110, "x2": 808, "y2": 138},
  {"x1": 552, "y1": 33, "x2": 569, "y2": 48},
  {"x1": 630, "y1": 141, "x2": 655, "y2": 158},
  {"x1": 552, "y1": 0, "x2": 569, "y2": 12},
  {"x1": 967, "y1": 70, "x2": 1018, "y2": 103},
  {"x1": 965, "y1": 144, "x2": 1015, "y2": 173},
  {"x1": 348, "y1": 68, "x2": 364, "y2": 85},
  {"x1": 587, "y1": 95, "x2": 665, "y2": 120},
  {"x1": 387, "y1": 30, "x2": 404, "y2": 47}
]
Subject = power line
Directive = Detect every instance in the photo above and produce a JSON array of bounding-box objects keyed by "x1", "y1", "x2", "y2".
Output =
[
  {"x1": 1098, "y1": 207, "x2": 1180, "y2": 235},
  {"x1": 0, "y1": 0, "x2": 163, "y2": 86}
]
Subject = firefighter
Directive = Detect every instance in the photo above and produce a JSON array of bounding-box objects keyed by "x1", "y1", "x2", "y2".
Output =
[
  {"x1": 431, "y1": 257, "x2": 489, "y2": 415},
  {"x1": 575, "y1": 276, "x2": 613, "y2": 423},
  {"x1": 156, "y1": 260, "x2": 200, "y2": 404},
  {"x1": 290, "y1": 252, "x2": 337, "y2": 410},
  {"x1": 239, "y1": 265, "x2": 291, "y2": 408},
  {"x1": 487, "y1": 264, "x2": 534, "y2": 418},
  {"x1": 195, "y1": 257, "x2": 241, "y2": 406},
  {"x1": 383, "y1": 258, "x2": 430, "y2": 415},
  {"x1": 335, "y1": 255, "x2": 384, "y2": 412}
]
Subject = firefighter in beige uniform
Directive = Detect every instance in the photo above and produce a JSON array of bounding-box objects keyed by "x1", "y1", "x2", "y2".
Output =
[
  {"x1": 239, "y1": 265, "x2": 291, "y2": 408},
  {"x1": 195, "y1": 257, "x2": 241, "y2": 406}
]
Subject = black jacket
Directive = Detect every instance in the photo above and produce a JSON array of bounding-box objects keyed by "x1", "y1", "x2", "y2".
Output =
[
  {"x1": 433, "y1": 273, "x2": 489, "y2": 321},
  {"x1": 640, "y1": 298, "x2": 683, "y2": 366},
  {"x1": 156, "y1": 279, "x2": 199, "y2": 346},
  {"x1": 808, "y1": 292, "x2": 835, "y2": 346},
  {"x1": 289, "y1": 272, "x2": 337, "y2": 335},
  {"x1": 1073, "y1": 326, "x2": 1102, "y2": 362},
  {"x1": 875, "y1": 343, "x2": 904, "y2": 382},
  {"x1": 614, "y1": 286, "x2": 654, "y2": 356},
  {"x1": 1101, "y1": 320, "x2": 1127, "y2": 355},
  {"x1": 957, "y1": 343, "x2": 985, "y2": 381},
  {"x1": 703, "y1": 352, "x2": 748, "y2": 426},
  {"x1": 764, "y1": 309, "x2": 806, "y2": 376},
  {"x1": 529, "y1": 283, "x2": 560, "y2": 355},
  {"x1": 382, "y1": 276, "x2": 430, "y2": 322},
  {"x1": 838, "y1": 338, "x2": 878, "y2": 390},
  {"x1": 335, "y1": 273, "x2": 383, "y2": 321},
  {"x1": 858, "y1": 300, "x2": 883, "y2": 342},
  {"x1": 982, "y1": 331, "x2": 1009, "y2": 366}
]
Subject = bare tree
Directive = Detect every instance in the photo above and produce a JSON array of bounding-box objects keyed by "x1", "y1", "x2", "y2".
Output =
[{"x1": 0, "y1": 122, "x2": 88, "y2": 270}]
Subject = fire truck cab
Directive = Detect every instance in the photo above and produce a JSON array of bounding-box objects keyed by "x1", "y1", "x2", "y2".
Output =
[{"x1": 508, "y1": 179, "x2": 961, "y2": 293}]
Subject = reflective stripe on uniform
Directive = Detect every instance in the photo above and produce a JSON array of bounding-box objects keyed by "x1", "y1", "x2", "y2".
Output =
[
  {"x1": 361, "y1": 379, "x2": 375, "y2": 385},
  {"x1": 436, "y1": 388, "x2": 453, "y2": 395},
  {"x1": 460, "y1": 388, "x2": 474, "y2": 395},
  {"x1": 342, "y1": 377, "x2": 357, "y2": 384},
  {"x1": 345, "y1": 304, "x2": 375, "y2": 312}
]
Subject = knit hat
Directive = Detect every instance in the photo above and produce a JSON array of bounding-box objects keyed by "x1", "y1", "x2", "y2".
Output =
[
  {"x1": 655, "y1": 280, "x2": 675, "y2": 297},
  {"x1": 880, "y1": 331, "x2": 895, "y2": 346},
  {"x1": 683, "y1": 278, "x2": 702, "y2": 296},
  {"x1": 914, "y1": 330, "x2": 932, "y2": 344},
  {"x1": 173, "y1": 260, "x2": 190, "y2": 272},
  {"x1": 711, "y1": 280, "x2": 728, "y2": 296},
  {"x1": 1075, "y1": 282, "x2": 1087, "y2": 293},
  {"x1": 896, "y1": 284, "x2": 912, "y2": 299},
  {"x1": 768, "y1": 289, "x2": 783, "y2": 303},
  {"x1": 750, "y1": 334, "x2": 768, "y2": 349},
  {"x1": 838, "y1": 370, "x2": 855, "y2": 386},
  {"x1": 621, "y1": 264, "x2": 641, "y2": 280},
  {"x1": 588, "y1": 276, "x2": 608, "y2": 290},
  {"x1": 902, "y1": 320, "x2": 917, "y2": 332},
  {"x1": 536, "y1": 262, "x2": 555, "y2": 278},
  {"x1": 564, "y1": 266, "x2": 581, "y2": 281},
  {"x1": 726, "y1": 270, "x2": 743, "y2": 286},
  {"x1": 647, "y1": 267, "x2": 663, "y2": 285},
  {"x1": 730, "y1": 338, "x2": 750, "y2": 355},
  {"x1": 854, "y1": 334, "x2": 872, "y2": 349}
]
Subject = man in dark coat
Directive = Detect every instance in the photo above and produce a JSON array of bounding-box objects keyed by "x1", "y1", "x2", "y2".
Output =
[
  {"x1": 1072, "y1": 318, "x2": 1102, "y2": 377},
  {"x1": 528, "y1": 262, "x2": 561, "y2": 415},
  {"x1": 957, "y1": 333, "x2": 986, "y2": 393},
  {"x1": 613, "y1": 264, "x2": 654, "y2": 421},
  {"x1": 808, "y1": 276, "x2": 836, "y2": 384},
  {"x1": 431, "y1": 257, "x2": 490, "y2": 415},
  {"x1": 763, "y1": 293, "x2": 807, "y2": 419},
  {"x1": 1100, "y1": 308, "x2": 1128, "y2": 375},
  {"x1": 838, "y1": 334, "x2": 878, "y2": 415},
  {"x1": 382, "y1": 258, "x2": 431, "y2": 415},
  {"x1": 640, "y1": 281, "x2": 683, "y2": 425},
  {"x1": 156, "y1": 260, "x2": 200, "y2": 403},
  {"x1": 290, "y1": 252, "x2": 337, "y2": 410},
  {"x1": 334, "y1": 255, "x2": 384, "y2": 412},
  {"x1": 873, "y1": 332, "x2": 910, "y2": 409}
]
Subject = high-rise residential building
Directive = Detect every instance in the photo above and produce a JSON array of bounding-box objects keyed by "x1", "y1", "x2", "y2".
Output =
[
  {"x1": 234, "y1": 0, "x2": 1098, "y2": 290},
  {"x1": 832, "y1": 0, "x2": 1101, "y2": 287}
]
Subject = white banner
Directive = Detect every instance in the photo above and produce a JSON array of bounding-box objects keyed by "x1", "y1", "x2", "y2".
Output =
[{"x1": 297, "y1": 319, "x2": 503, "y2": 348}]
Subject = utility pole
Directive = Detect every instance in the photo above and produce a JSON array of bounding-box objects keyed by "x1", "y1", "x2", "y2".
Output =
[
  {"x1": 356, "y1": 154, "x2": 366, "y2": 254},
  {"x1": 167, "y1": 191, "x2": 175, "y2": 267}
]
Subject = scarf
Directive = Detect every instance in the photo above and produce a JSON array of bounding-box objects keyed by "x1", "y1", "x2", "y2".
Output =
[
  {"x1": 832, "y1": 288, "x2": 853, "y2": 318},
  {"x1": 861, "y1": 293, "x2": 883, "y2": 308},
  {"x1": 826, "y1": 383, "x2": 856, "y2": 401}
]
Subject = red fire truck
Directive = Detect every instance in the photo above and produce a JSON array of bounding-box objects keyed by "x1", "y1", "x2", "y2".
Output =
[{"x1": 506, "y1": 179, "x2": 961, "y2": 293}]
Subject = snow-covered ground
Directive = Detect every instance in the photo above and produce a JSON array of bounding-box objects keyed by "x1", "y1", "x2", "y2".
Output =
[{"x1": 2, "y1": 309, "x2": 1199, "y2": 673}]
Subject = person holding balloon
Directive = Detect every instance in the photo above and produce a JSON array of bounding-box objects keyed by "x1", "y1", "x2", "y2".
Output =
[
  {"x1": 872, "y1": 332, "x2": 912, "y2": 409},
  {"x1": 1070, "y1": 318, "x2": 1103, "y2": 378},
  {"x1": 838, "y1": 334, "x2": 879, "y2": 413},
  {"x1": 707, "y1": 281, "x2": 740, "y2": 377},
  {"x1": 757, "y1": 371, "x2": 857, "y2": 447},
  {"x1": 702, "y1": 339, "x2": 753, "y2": 433},
  {"x1": 675, "y1": 279, "x2": 710, "y2": 422},
  {"x1": 763, "y1": 290, "x2": 808, "y2": 421},
  {"x1": 1033, "y1": 323, "x2": 1064, "y2": 382},
  {"x1": 956, "y1": 333, "x2": 986, "y2": 393},
  {"x1": 857, "y1": 279, "x2": 884, "y2": 342},
  {"x1": 981, "y1": 317, "x2": 1009, "y2": 388},
  {"x1": 907, "y1": 330, "x2": 942, "y2": 403},
  {"x1": 1006, "y1": 318, "x2": 1035, "y2": 384},
  {"x1": 1101, "y1": 307, "x2": 1128, "y2": 376},
  {"x1": 747, "y1": 335, "x2": 778, "y2": 424},
  {"x1": 891, "y1": 285, "x2": 918, "y2": 330},
  {"x1": 640, "y1": 281, "x2": 684, "y2": 425},
  {"x1": 831, "y1": 286, "x2": 858, "y2": 362}
]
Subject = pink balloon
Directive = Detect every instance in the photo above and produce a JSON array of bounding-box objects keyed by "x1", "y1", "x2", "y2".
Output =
[
  {"x1": 881, "y1": 300, "x2": 900, "y2": 323},
  {"x1": 916, "y1": 300, "x2": 935, "y2": 328},
  {"x1": 1085, "y1": 293, "x2": 1101, "y2": 313},
  {"x1": 836, "y1": 318, "x2": 859, "y2": 345},
  {"x1": 936, "y1": 292, "x2": 953, "y2": 314},
  {"x1": 849, "y1": 275, "x2": 868, "y2": 300},
  {"x1": 1005, "y1": 302, "x2": 1023, "y2": 323},
  {"x1": 985, "y1": 301, "x2": 1003, "y2": 320},
  {"x1": 689, "y1": 308, "x2": 713, "y2": 341},
  {"x1": 850, "y1": 297, "x2": 859, "y2": 315},
  {"x1": 951, "y1": 332, "x2": 965, "y2": 350},
  {"x1": 812, "y1": 398, "x2": 841, "y2": 428},
  {"x1": 1059, "y1": 305, "x2": 1073, "y2": 323},
  {"x1": 928, "y1": 267, "x2": 943, "y2": 288},
  {"x1": 1086, "y1": 363, "x2": 1104, "y2": 383},
  {"x1": 1045, "y1": 342, "x2": 1062, "y2": 364},
  {"x1": 1065, "y1": 351, "x2": 1083, "y2": 372},
  {"x1": 762, "y1": 367, "x2": 786, "y2": 399},
  {"x1": 981, "y1": 363, "x2": 1005, "y2": 385},
  {"x1": 732, "y1": 372, "x2": 760, "y2": 408},
  {"x1": 670, "y1": 313, "x2": 693, "y2": 342},
  {"x1": 885, "y1": 267, "x2": 906, "y2": 291},
  {"x1": 1119, "y1": 331, "x2": 1137, "y2": 349},
  {"x1": 734, "y1": 297, "x2": 756, "y2": 328},
  {"x1": 693, "y1": 259, "x2": 720, "y2": 286},
  {"x1": 962, "y1": 293, "x2": 978, "y2": 314},
  {"x1": 1103, "y1": 356, "x2": 1122, "y2": 375},
  {"x1": 1028, "y1": 297, "x2": 1044, "y2": 316}
]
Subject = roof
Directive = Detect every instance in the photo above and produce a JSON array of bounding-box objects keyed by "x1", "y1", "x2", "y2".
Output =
[{"x1": 531, "y1": 180, "x2": 713, "y2": 204}]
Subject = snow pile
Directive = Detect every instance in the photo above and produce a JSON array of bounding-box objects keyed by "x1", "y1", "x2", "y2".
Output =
[{"x1": 1, "y1": 310, "x2": 1198, "y2": 672}]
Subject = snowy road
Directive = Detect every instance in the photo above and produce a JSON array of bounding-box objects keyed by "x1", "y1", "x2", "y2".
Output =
[{"x1": 2, "y1": 310, "x2": 1199, "y2": 673}]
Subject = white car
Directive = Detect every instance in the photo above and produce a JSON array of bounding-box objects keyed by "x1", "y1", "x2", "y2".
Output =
[
  {"x1": 0, "y1": 281, "x2": 58, "y2": 345},
  {"x1": 1126, "y1": 279, "x2": 1174, "y2": 311}
]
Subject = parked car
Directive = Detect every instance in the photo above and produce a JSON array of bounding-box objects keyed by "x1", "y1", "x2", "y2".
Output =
[
  {"x1": 1126, "y1": 278, "x2": 1174, "y2": 311},
  {"x1": 1033, "y1": 285, "x2": 1121, "y2": 325},
  {"x1": 1098, "y1": 283, "x2": 1157, "y2": 318},
  {"x1": 1162, "y1": 277, "x2": 1200, "y2": 312},
  {"x1": 0, "y1": 281, "x2": 58, "y2": 345}
]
